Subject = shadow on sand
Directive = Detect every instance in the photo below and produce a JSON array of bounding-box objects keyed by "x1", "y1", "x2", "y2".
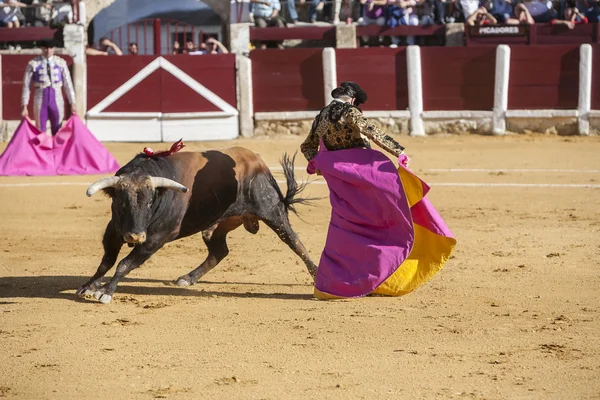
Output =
[{"x1": 0, "y1": 275, "x2": 314, "y2": 302}]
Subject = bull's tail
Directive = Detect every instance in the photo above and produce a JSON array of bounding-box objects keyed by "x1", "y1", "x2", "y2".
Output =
[{"x1": 272, "y1": 152, "x2": 315, "y2": 216}]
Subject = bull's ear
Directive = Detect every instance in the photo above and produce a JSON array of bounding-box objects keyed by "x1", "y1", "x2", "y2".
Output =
[{"x1": 102, "y1": 187, "x2": 116, "y2": 198}]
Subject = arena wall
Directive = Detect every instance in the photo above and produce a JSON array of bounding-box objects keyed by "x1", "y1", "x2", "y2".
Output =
[{"x1": 1, "y1": 42, "x2": 599, "y2": 141}]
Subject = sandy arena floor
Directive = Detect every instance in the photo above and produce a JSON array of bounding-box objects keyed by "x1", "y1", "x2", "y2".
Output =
[{"x1": 1, "y1": 134, "x2": 599, "y2": 399}]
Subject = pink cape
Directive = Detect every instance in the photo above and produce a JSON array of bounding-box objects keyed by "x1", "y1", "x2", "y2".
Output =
[
  {"x1": 0, "y1": 116, "x2": 120, "y2": 176},
  {"x1": 308, "y1": 143, "x2": 455, "y2": 298}
]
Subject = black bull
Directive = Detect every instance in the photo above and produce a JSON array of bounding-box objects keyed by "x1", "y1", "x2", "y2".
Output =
[{"x1": 77, "y1": 147, "x2": 317, "y2": 304}]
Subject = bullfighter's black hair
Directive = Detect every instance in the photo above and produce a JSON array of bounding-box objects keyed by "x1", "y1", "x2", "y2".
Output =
[{"x1": 331, "y1": 81, "x2": 368, "y2": 107}]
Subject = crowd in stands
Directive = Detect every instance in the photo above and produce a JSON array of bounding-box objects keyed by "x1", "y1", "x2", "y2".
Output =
[
  {"x1": 84, "y1": 36, "x2": 229, "y2": 56},
  {"x1": 248, "y1": 0, "x2": 600, "y2": 29},
  {"x1": 0, "y1": 0, "x2": 78, "y2": 28}
]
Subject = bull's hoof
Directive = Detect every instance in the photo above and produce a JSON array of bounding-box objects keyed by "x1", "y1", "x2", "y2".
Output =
[
  {"x1": 76, "y1": 287, "x2": 95, "y2": 298},
  {"x1": 175, "y1": 277, "x2": 192, "y2": 287},
  {"x1": 98, "y1": 294, "x2": 113, "y2": 304}
]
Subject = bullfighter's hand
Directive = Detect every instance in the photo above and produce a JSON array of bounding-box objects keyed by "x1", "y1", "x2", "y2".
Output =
[{"x1": 21, "y1": 106, "x2": 28, "y2": 118}]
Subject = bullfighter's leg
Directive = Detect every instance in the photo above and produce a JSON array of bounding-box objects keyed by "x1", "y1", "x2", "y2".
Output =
[
  {"x1": 88, "y1": 240, "x2": 164, "y2": 304},
  {"x1": 261, "y1": 209, "x2": 317, "y2": 278},
  {"x1": 176, "y1": 217, "x2": 243, "y2": 286},
  {"x1": 76, "y1": 221, "x2": 123, "y2": 297},
  {"x1": 48, "y1": 89, "x2": 63, "y2": 135},
  {"x1": 35, "y1": 89, "x2": 49, "y2": 134}
]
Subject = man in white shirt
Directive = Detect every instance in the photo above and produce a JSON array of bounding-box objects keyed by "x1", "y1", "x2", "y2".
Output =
[{"x1": 250, "y1": 0, "x2": 285, "y2": 49}]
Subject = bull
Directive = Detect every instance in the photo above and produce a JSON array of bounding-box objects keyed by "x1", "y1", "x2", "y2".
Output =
[{"x1": 77, "y1": 147, "x2": 317, "y2": 304}]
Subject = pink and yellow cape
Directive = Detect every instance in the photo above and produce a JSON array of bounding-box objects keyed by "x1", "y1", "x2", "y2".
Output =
[{"x1": 307, "y1": 144, "x2": 456, "y2": 299}]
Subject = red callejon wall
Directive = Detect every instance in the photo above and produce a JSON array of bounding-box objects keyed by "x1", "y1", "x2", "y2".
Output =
[
  {"x1": 87, "y1": 55, "x2": 236, "y2": 113},
  {"x1": 420, "y1": 47, "x2": 495, "y2": 111},
  {"x1": 592, "y1": 44, "x2": 600, "y2": 110},
  {"x1": 2, "y1": 54, "x2": 74, "y2": 120},
  {"x1": 251, "y1": 48, "x2": 324, "y2": 112},
  {"x1": 335, "y1": 48, "x2": 408, "y2": 111},
  {"x1": 508, "y1": 45, "x2": 579, "y2": 110}
]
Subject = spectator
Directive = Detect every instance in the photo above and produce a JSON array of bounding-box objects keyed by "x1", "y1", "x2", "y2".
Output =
[
  {"x1": 202, "y1": 37, "x2": 229, "y2": 54},
  {"x1": 128, "y1": 42, "x2": 138, "y2": 55},
  {"x1": 0, "y1": 0, "x2": 26, "y2": 28},
  {"x1": 586, "y1": 0, "x2": 600, "y2": 21},
  {"x1": 85, "y1": 37, "x2": 123, "y2": 56},
  {"x1": 437, "y1": 0, "x2": 458, "y2": 23},
  {"x1": 308, "y1": 0, "x2": 325, "y2": 22},
  {"x1": 514, "y1": 0, "x2": 558, "y2": 23},
  {"x1": 360, "y1": 0, "x2": 387, "y2": 25},
  {"x1": 418, "y1": 0, "x2": 437, "y2": 25},
  {"x1": 51, "y1": 0, "x2": 73, "y2": 25},
  {"x1": 459, "y1": 0, "x2": 482, "y2": 22},
  {"x1": 466, "y1": 5, "x2": 497, "y2": 24},
  {"x1": 387, "y1": 0, "x2": 419, "y2": 46},
  {"x1": 322, "y1": 0, "x2": 343, "y2": 23},
  {"x1": 485, "y1": 0, "x2": 519, "y2": 24},
  {"x1": 183, "y1": 39, "x2": 197, "y2": 54},
  {"x1": 172, "y1": 40, "x2": 182, "y2": 54},
  {"x1": 250, "y1": 0, "x2": 285, "y2": 49},
  {"x1": 31, "y1": 0, "x2": 53, "y2": 27},
  {"x1": 564, "y1": 0, "x2": 589, "y2": 22},
  {"x1": 286, "y1": 0, "x2": 305, "y2": 24}
]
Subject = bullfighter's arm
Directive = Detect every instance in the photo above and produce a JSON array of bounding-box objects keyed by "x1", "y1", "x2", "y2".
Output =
[
  {"x1": 343, "y1": 106, "x2": 405, "y2": 157},
  {"x1": 60, "y1": 61, "x2": 76, "y2": 105},
  {"x1": 21, "y1": 62, "x2": 34, "y2": 107},
  {"x1": 300, "y1": 117, "x2": 320, "y2": 162}
]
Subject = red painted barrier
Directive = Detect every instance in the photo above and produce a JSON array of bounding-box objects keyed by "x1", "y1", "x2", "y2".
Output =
[
  {"x1": 592, "y1": 44, "x2": 600, "y2": 110},
  {"x1": 2, "y1": 54, "x2": 73, "y2": 120},
  {"x1": 251, "y1": 48, "x2": 324, "y2": 112},
  {"x1": 87, "y1": 54, "x2": 236, "y2": 113},
  {"x1": 335, "y1": 48, "x2": 408, "y2": 111},
  {"x1": 508, "y1": 45, "x2": 579, "y2": 110},
  {"x1": 421, "y1": 47, "x2": 495, "y2": 111}
]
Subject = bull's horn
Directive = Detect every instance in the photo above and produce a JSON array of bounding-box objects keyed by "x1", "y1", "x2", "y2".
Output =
[
  {"x1": 86, "y1": 176, "x2": 121, "y2": 197},
  {"x1": 150, "y1": 177, "x2": 189, "y2": 193}
]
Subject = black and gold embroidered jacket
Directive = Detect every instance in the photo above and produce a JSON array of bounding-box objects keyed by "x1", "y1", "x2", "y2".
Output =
[{"x1": 300, "y1": 99, "x2": 405, "y2": 162}]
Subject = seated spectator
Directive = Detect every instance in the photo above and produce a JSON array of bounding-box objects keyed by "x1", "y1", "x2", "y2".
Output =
[
  {"x1": 85, "y1": 37, "x2": 123, "y2": 56},
  {"x1": 437, "y1": 0, "x2": 458, "y2": 23},
  {"x1": 586, "y1": 0, "x2": 600, "y2": 21},
  {"x1": 418, "y1": 0, "x2": 436, "y2": 25},
  {"x1": 360, "y1": 0, "x2": 387, "y2": 25},
  {"x1": 320, "y1": 0, "x2": 343, "y2": 23},
  {"x1": 250, "y1": 0, "x2": 285, "y2": 49},
  {"x1": 286, "y1": 0, "x2": 305, "y2": 24},
  {"x1": 0, "y1": 0, "x2": 26, "y2": 28},
  {"x1": 128, "y1": 42, "x2": 138, "y2": 55},
  {"x1": 31, "y1": 0, "x2": 53, "y2": 27},
  {"x1": 564, "y1": 0, "x2": 589, "y2": 22},
  {"x1": 51, "y1": 0, "x2": 73, "y2": 25},
  {"x1": 387, "y1": 0, "x2": 419, "y2": 45},
  {"x1": 514, "y1": 0, "x2": 557, "y2": 23},
  {"x1": 309, "y1": 0, "x2": 325, "y2": 23},
  {"x1": 485, "y1": 0, "x2": 520, "y2": 23},
  {"x1": 466, "y1": 5, "x2": 497, "y2": 24},
  {"x1": 459, "y1": 0, "x2": 482, "y2": 22}
]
